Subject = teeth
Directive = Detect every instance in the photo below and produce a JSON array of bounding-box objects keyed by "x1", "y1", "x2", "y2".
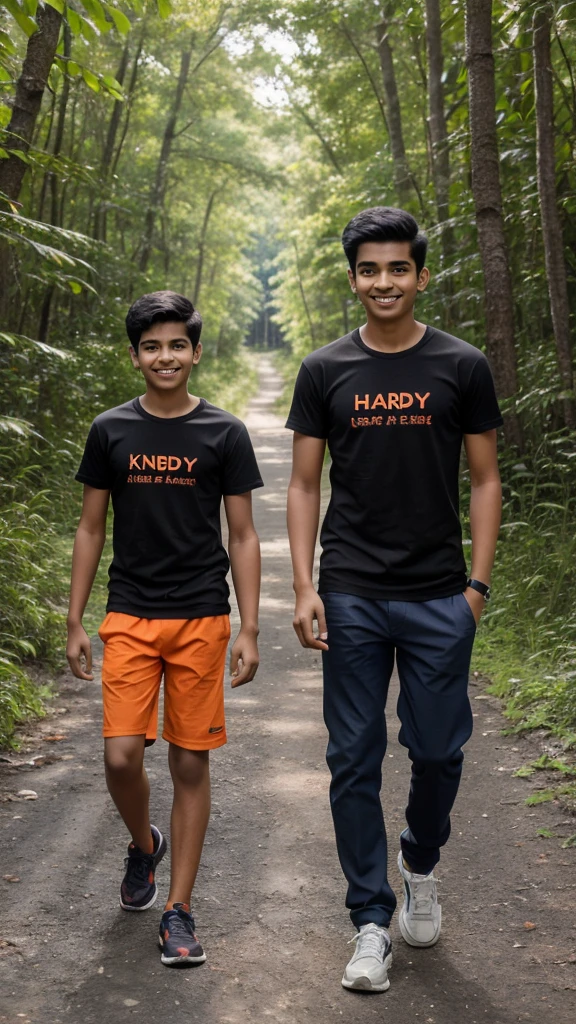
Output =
[{"x1": 373, "y1": 296, "x2": 398, "y2": 304}]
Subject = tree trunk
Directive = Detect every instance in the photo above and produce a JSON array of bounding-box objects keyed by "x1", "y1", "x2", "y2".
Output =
[
  {"x1": 193, "y1": 188, "x2": 219, "y2": 306},
  {"x1": 425, "y1": 0, "x2": 454, "y2": 260},
  {"x1": 465, "y1": 0, "x2": 522, "y2": 447},
  {"x1": 533, "y1": 6, "x2": 575, "y2": 429},
  {"x1": 0, "y1": 3, "x2": 62, "y2": 201},
  {"x1": 93, "y1": 39, "x2": 131, "y2": 241},
  {"x1": 138, "y1": 39, "x2": 194, "y2": 273},
  {"x1": 375, "y1": 9, "x2": 413, "y2": 207}
]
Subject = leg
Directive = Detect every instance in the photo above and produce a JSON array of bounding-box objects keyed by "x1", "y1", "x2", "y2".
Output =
[
  {"x1": 395, "y1": 593, "x2": 476, "y2": 874},
  {"x1": 104, "y1": 735, "x2": 153, "y2": 853},
  {"x1": 165, "y1": 745, "x2": 211, "y2": 909},
  {"x1": 322, "y1": 593, "x2": 396, "y2": 928},
  {"x1": 99, "y1": 613, "x2": 164, "y2": 853}
]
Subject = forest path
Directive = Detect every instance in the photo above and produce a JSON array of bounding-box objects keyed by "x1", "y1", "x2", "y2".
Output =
[{"x1": 1, "y1": 354, "x2": 575, "y2": 1024}]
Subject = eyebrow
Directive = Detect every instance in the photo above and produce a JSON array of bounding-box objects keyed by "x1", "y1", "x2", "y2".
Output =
[
  {"x1": 140, "y1": 342, "x2": 189, "y2": 350},
  {"x1": 356, "y1": 259, "x2": 412, "y2": 269}
]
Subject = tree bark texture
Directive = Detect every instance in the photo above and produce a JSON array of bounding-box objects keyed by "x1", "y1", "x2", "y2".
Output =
[
  {"x1": 0, "y1": 3, "x2": 62, "y2": 201},
  {"x1": 425, "y1": 0, "x2": 454, "y2": 258},
  {"x1": 375, "y1": 12, "x2": 413, "y2": 207},
  {"x1": 138, "y1": 40, "x2": 194, "y2": 272},
  {"x1": 533, "y1": 6, "x2": 575, "y2": 428},
  {"x1": 465, "y1": 0, "x2": 521, "y2": 446}
]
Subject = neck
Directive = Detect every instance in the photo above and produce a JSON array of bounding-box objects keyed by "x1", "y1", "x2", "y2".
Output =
[
  {"x1": 360, "y1": 313, "x2": 426, "y2": 354},
  {"x1": 140, "y1": 386, "x2": 199, "y2": 418}
]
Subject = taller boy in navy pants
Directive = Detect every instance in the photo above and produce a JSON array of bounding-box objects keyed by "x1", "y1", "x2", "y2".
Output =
[{"x1": 286, "y1": 208, "x2": 502, "y2": 992}]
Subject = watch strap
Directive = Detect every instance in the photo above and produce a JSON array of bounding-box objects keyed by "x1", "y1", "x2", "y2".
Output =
[{"x1": 466, "y1": 577, "x2": 491, "y2": 600}]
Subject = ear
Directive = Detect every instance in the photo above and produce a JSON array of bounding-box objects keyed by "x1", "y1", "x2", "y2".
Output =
[
  {"x1": 192, "y1": 342, "x2": 202, "y2": 365},
  {"x1": 128, "y1": 344, "x2": 140, "y2": 369},
  {"x1": 416, "y1": 267, "x2": 430, "y2": 292},
  {"x1": 347, "y1": 268, "x2": 357, "y2": 293}
]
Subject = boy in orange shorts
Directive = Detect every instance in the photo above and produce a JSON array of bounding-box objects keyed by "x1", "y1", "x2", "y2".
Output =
[{"x1": 66, "y1": 291, "x2": 262, "y2": 965}]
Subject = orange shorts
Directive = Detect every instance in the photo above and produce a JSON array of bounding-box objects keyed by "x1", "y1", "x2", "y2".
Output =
[{"x1": 98, "y1": 613, "x2": 231, "y2": 750}]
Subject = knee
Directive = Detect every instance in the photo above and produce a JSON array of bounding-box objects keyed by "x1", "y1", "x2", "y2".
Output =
[
  {"x1": 104, "y1": 740, "x2": 143, "y2": 777},
  {"x1": 169, "y1": 745, "x2": 209, "y2": 786}
]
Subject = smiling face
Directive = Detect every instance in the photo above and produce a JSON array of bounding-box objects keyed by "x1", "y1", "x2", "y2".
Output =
[
  {"x1": 348, "y1": 240, "x2": 429, "y2": 325},
  {"x1": 129, "y1": 320, "x2": 202, "y2": 393}
]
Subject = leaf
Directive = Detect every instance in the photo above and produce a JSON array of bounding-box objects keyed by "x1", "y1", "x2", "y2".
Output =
[
  {"x1": 67, "y1": 60, "x2": 81, "y2": 77},
  {"x1": 43, "y1": 0, "x2": 65, "y2": 13},
  {"x1": 561, "y1": 834, "x2": 576, "y2": 849},
  {"x1": 103, "y1": 3, "x2": 131, "y2": 35},
  {"x1": 82, "y1": 68, "x2": 101, "y2": 92},
  {"x1": 3, "y1": 0, "x2": 38, "y2": 38},
  {"x1": 2, "y1": 874, "x2": 20, "y2": 882},
  {"x1": 66, "y1": 8, "x2": 82, "y2": 34},
  {"x1": 157, "y1": 0, "x2": 172, "y2": 18},
  {"x1": 67, "y1": 280, "x2": 82, "y2": 294},
  {"x1": 523, "y1": 921, "x2": 536, "y2": 930}
]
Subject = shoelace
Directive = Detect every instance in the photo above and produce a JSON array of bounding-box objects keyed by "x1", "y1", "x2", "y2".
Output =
[
  {"x1": 411, "y1": 874, "x2": 438, "y2": 913},
  {"x1": 165, "y1": 909, "x2": 195, "y2": 942},
  {"x1": 124, "y1": 849, "x2": 154, "y2": 887},
  {"x1": 349, "y1": 926, "x2": 388, "y2": 959}
]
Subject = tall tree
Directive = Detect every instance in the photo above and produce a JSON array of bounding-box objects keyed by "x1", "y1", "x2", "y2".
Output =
[
  {"x1": 137, "y1": 39, "x2": 195, "y2": 272},
  {"x1": 0, "y1": 3, "x2": 62, "y2": 202},
  {"x1": 465, "y1": 0, "x2": 521, "y2": 447},
  {"x1": 375, "y1": 6, "x2": 413, "y2": 207},
  {"x1": 425, "y1": 0, "x2": 454, "y2": 262},
  {"x1": 533, "y1": 5, "x2": 575, "y2": 429}
]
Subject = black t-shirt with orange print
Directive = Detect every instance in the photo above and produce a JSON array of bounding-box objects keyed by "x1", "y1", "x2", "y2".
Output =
[
  {"x1": 76, "y1": 398, "x2": 263, "y2": 619},
  {"x1": 286, "y1": 326, "x2": 503, "y2": 602}
]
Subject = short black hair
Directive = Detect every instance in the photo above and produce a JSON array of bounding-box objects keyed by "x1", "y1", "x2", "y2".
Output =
[
  {"x1": 125, "y1": 291, "x2": 202, "y2": 349},
  {"x1": 342, "y1": 206, "x2": 428, "y2": 275}
]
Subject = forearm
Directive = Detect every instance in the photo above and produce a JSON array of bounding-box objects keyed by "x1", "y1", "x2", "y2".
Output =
[
  {"x1": 469, "y1": 478, "x2": 502, "y2": 584},
  {"x1": 287, "y1": 483, "x2": 321, "y2": 593},
  {"x1": 228, "y1": 531, "x2": 260, "y2": 633},
  {"x1": 67, "y1": 524, "x2": 106, "y2": 626}
]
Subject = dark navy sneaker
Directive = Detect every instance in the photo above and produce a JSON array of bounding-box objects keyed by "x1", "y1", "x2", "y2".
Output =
[
  {"x1": 120, "y1": 824, "x2": 167, "y2": 911},
  {"x1": 159, "y1": 903, "x2": 206, "y2": 966}
]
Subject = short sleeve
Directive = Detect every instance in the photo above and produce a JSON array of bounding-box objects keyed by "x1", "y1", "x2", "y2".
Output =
[
  {"x1": 75, "y1": 421, "x2": 112, "y2": 489},
  {"x1": 222, "y1": 424, "x2": 263, "y2": 496},
  {"x1": 461, "y1": 356, "x2": 504, "y2": 434},
  {"x1": 285, "y1": 362, "x2": 327, "y2": 438}
]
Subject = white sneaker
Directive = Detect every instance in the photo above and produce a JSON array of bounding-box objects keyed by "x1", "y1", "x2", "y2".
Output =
[
  {"x1": 397, "y1": 850, "x2": 442, "y2": 947},
  {"x1": 341, "y1": 923, "x2": 392, "y2": 992}
]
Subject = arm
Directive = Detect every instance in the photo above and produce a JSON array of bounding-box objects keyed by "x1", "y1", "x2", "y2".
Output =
[
  {"x1": 463, "y1": 429, "x2": 502, "y2": 623},
  {"x1": 224, "y1": 491, "x2": 260, "y2": 687},
  {"x1": 287, "y1": 432, "x2": 328, "y2": 650},
  {"x1": 66, "y1": 485, "x2": 110, "y2": 680}
]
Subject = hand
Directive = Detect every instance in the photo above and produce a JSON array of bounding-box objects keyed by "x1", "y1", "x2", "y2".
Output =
[
  {"x1": 463, "y1": 587, "x2": 486, "y2": 625},
  {"x1": 293, "y1": 586, "x2": 328, "y2": 650},
  {"x1": 66, "y1": 623, "x2": 94, "y2": 680},
  {"x1": 230, "y1": 628, "x2": 259, "y2": 688}
]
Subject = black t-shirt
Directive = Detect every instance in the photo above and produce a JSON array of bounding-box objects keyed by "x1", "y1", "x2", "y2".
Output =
[
  {"x1": 286, "y1": 326, "x2": 503, "y2": 601},
  {"x1": 76, "y1": 398, "x2": 263, "y2": 618}
]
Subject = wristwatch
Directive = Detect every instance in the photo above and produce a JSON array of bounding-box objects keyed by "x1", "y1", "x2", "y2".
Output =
[{"x1": 466, "y1": 578, "x2": 491, "y2": 601}]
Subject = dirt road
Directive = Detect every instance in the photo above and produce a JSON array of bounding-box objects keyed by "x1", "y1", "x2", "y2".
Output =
[{"x1": 1, "y1": 355, "x2": 575, "y2": 1024}]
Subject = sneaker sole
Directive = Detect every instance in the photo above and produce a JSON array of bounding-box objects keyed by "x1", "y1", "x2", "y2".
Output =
[
  {"x1": 158, "y1": 940, "x2": 207, "y2": 966},
  {"x1": 398, "y1": 907, "x2": 441, "y2": 948},
  {"x1": 341, "y1": 953, "x2": 392, "y2": 992}
]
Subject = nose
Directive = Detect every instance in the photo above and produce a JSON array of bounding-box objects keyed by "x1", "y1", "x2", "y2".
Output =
[{"x1": 373, "y1": 272, "x2": 394, "y2": 291}]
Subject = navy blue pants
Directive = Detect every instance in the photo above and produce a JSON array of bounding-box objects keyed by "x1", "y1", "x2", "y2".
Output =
[{"x1": 321, "y1": 592, "x2": 476, "y2": 929}]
